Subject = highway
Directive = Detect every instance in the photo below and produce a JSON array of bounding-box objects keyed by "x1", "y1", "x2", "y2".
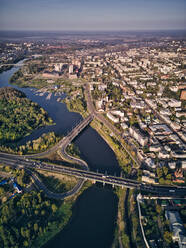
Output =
[
  {"x1": 30, "y1": 170, "x2": 85, "y2": 200},
  {"x1": 0, "y1": 153, "x2": 186, "y2": 198},
  {"x1": 0, "y1": 154, "x2": 85, "y2": 199}
]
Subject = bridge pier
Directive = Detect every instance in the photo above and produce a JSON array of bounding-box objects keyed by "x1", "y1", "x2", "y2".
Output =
[
  {"x1": 112, "y1": 184, "x2": 115, "y2": 188},
  {"x1": 103, "y1": 182, "x2": 105, "y2": 187}
]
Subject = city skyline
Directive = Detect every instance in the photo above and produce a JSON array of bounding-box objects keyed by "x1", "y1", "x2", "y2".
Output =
[{"x1": 0, "y1": 0, "x2": 185, "y2": 31}]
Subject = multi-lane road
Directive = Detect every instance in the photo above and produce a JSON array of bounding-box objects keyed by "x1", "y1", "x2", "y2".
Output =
[{"x1": 1, "y1": 153, "x2": 186, "y2": 198}]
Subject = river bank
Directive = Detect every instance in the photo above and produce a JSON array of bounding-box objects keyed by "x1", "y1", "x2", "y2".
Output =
[
  {"x1": 34, "y1": 180, "x2": 93, "y2": 248},
  {"x1": 90, "y1": 119, "x2": 134, "y2": 176},
  {"x1": 113, "y1": 188, "x2": 130, "y2": 248},
  {"x1": 44, "y1": 184, "x2": 118, "y2": 248},
  {"x1": 0, "y1": 164, "x2": 90, "y2": 248}
]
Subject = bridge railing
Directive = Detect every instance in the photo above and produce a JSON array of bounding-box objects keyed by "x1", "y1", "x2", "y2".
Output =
[{"x1": 65, "y1": 115, "x2": 93, "y2": 141}]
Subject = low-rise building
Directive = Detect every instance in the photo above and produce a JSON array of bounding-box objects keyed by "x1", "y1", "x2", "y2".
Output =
[
  {"x1": 95, "y1": 100, "x2": 104, "y2": 111},
  {"x1": 149, "y1": 145, "x2": 161, "y2": 152},
  {"x1": 111, "y1": 110, "x2": 124, "y2": 118},
  {"x1": 142, "y1": 176, "x2": 156, "y2": 184},
  {"x1": 168, "y1": 99, "x2": 182, "y2": 108},
  {"x1": 171, "y1": 151, "x2": 186, "y2": 159},
  {"x1": 160, "y1": 109, "x2": 172, "y2": 116},
  {"x1": 130, "y1": 100, "x2": 145, "y2": 109},
  {"x1": 144, "y1": 157, "x2": 156, "y2": 169},
  {"x1": 181, "y1": 161, "x2": 186, "y2": 170},
  {"x1": 121, "y1": 123, "x2": 128, "y2": 130},
  {"x1": 107, "y1": 112, "x2": 119, "y2": 123},
  {"x1": 168, "y1": 162, "x2": 176, "y2": 170},
  {"x1": 170, "y1": 121, "x2": 181, "y2": 131},
  {"x1": 165, "y1": 211, "x2": 186, "y2": 248},
  {"x1": 158, "y1": 150, "x2": 170, "y2": 159}
]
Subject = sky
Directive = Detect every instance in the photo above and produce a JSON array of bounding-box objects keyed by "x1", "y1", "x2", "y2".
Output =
[{"x1": 0, "y1": 0, "x2": 185, "y2": 31}]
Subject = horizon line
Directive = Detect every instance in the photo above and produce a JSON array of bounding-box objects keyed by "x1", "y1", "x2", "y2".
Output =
[{"x1": 0, "y1": 28, "x2": 186, "y2": 32}]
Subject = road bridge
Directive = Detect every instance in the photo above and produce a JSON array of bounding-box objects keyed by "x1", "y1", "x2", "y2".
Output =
[
  {"x1": 1, "y1": 154, "x2": 186, "y2": 198},
  {"x1": 28, "y1": 114, "x2": 93, "y2": 159}
]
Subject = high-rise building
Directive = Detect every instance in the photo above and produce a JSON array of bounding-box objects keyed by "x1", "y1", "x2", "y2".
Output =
[
  {"x1": 54, "y1": 63, "x2": 63, "y2": 72},
  {"x1": 69, "y1": 64, "x2": 73, "y2": 74}
]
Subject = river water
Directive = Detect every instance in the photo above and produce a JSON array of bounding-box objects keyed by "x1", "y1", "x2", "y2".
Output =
[{"x1": 0, "y1": 61, "x2": 120, "y2": 248}]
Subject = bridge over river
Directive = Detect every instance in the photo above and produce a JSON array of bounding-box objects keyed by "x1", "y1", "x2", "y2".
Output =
[
  {"x1": 27, "y1": 114, "x2": 93, "y2": 160},
  {"x1": 1, "y1": 153, "x2": 186, "y2": 198}
]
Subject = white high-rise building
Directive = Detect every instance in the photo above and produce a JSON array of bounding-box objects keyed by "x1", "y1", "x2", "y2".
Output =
[
  {"x1": 69, "y1": 64, "x2": 73, "y2": 74},
  {"x1": 54, "y1": 63, "x2": 63, "y2": 72}
]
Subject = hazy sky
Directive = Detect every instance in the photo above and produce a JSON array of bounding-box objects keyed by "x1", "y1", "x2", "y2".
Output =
[{"x1": 0, "y1": 0, "x2": 185, "y2": 31}]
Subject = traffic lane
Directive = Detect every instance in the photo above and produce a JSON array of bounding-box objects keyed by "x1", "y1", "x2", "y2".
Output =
[
  {"x1": 1, "y1": 156, "x2": 186, "y2": 196},
  {"x1": 31, "y1": 173, "x2": 85, "y2": 199}
]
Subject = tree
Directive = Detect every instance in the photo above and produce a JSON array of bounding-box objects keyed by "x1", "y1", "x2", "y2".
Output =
[
  {"x1": 23, "y1": 240, "x2": 29, "y2": 247},
  {"x1": 4, "y1": 166, "x2": 11, "y2": 172},
  {"x1": 51, "y1": 204, "x2": 57, "y2": 213},
  {"x1": 159, "y1": 178, "x2": 165, "y2": 184},
  {"x1": 0, "y1": 187, "x2": 5, "y2": 196},
  {"x1": 156, "y1": 167, "x2": 163, "y2": 178},
  {"x1": 34, "y1": 223, "x2": 38, "y2": 233},
  {"x1": 122, "y1": 234, "x2": 130, "y2": 248},
  {"x1": 164, "y1": 231, "x2": 172, "y2": 244},
  {"x1": 34, "y1": 210, "x2": 39, "y2": 215},
  {"x1": 17, "y1": 175, "x2": 24, "y2": 186},
  {"x1": 156, "y1": 204, "x2": 161, "y2": 214},
  {"x1": 163, "y1": 166, "x2": 168, "y2": 176},
  {"x1": 39, "y1": 227, "x2": 43, "y2": 234},
  {"x1": 25, "y1": 229, "x2": 30, "y2": 239},
  {"x1": 9, "y1": 235, "x2": 15, "y2": 246},
  {"x1": 21, "y1": 227, "x2": 25, "y2": 238},
  {"x1": 181, "y1": 209, "x2": 186, "y2": 217},
  {"x1": 41, "y1": 210, "x2": 45, "y2": 216}
]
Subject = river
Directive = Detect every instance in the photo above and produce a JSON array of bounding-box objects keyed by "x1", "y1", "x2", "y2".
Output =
[{"x1": 0, "y1": 61, "x2": 120, "y2": 248}]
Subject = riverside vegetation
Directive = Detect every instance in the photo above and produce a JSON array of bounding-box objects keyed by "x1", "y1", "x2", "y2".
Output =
[
  {"x1": 0, "y1": 163, "x2": 93, "y2": 248},
  {"x1": 0, "y1": 87, "x2": 53, "y2": 144},
  {"x1": 0, "y1": 189, "x2": 73, "y2": 248},
  {"x1": 62, "y1": 86, "x2": 87, "y2": 115},
  {"x1": 0, "y1": 132, "x2": 60, "y2": 155},
  {"x1": 0, "y1": 165, "x2": 81, "y2": 248},
  {"x1": 0, "y1": 87, "x2": 60, "y2": 154}
]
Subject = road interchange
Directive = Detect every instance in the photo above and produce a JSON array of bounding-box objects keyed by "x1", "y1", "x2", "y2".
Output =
[{"x1": 0, "y1": 153, "x2": 185, "y2": 198}]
